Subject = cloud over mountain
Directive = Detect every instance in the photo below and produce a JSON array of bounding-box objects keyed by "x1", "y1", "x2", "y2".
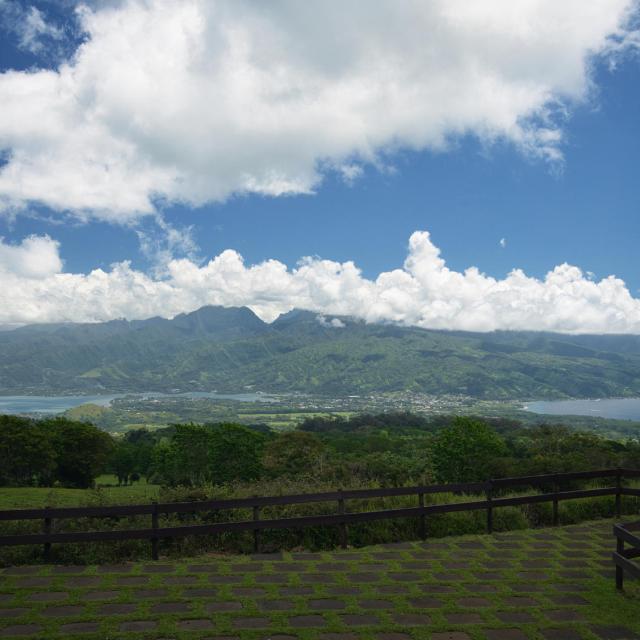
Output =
[
  {"x1": 1, "y1": 231, "x2": 639, "y2": 334},
  {"x1": 0, "y1": 0, "x2": 637, "y2": 221}
]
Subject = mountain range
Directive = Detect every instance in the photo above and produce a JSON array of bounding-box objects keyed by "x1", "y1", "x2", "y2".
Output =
[{"x1": 1, "y1": 305, "x2": 640, "y2": 399}]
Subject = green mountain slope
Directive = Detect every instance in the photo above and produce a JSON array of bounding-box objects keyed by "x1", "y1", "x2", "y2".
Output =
[{"x1": 1, "y1": 306, "x2": 640, "y2": 399}]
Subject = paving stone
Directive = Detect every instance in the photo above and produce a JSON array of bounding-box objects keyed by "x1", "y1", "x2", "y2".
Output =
[
  {"x1": 97, "y1": 603, "x2": 137, "y2": 614},
  {"x1": 472, "y1": 584, "x2": 499, "y2": 593},
  {"x1": 339, "y1": 614, "x2": 379, "y2": 626},
  {"x1": 325, "y1": 586, "x2": 361, "y2": 596},
  {"x1": 65, "y1": 576, "x2": 102, "y2": 587},
  {"x1": 552, "y1": 594, "x2": 588, "y2": 605},
  {"x1": 119, "y1": 620, "x2": 158, "y2": 632},
  {"x1": 379, "y1": 542, "x2": 413, "y2": 549},
  {"x1": 142, "y1": 564, "x2": 175, "y2": 573},
  {"x1": 60, "y1": 622, "x2": 101, "y2": 633},
  {"x1": 136, "y1": 588, "x2": 169, "y2": 598},
  {"x1": 305, "y1": 573, "x2": 335, "y2": 583},
  {"x1": 316, "y1": 563, "x2": 348, "y2": 572},
  {"x1": 420, "y1": 584, "x2": 456, "y2": 594},
  {"x1": 330, "y1": 552, "x2": 362, "y2": 560},
  {"x1": 308, "y1": 599, "x2": 345, "y2": 610},
  {"x1": 187, "y1": 564, "x2": 218, "y2": 572},
  {"x1": 256, "y1": 574, "x2": 288, "y2": 584},
  {"x1": 250, "y1": 552, "x2": 283, "y2": 561},
  {"x1": 151, "y1": 602, "x2": 192, "y2": 614},
  {"x1": 408, "y1": 597, "x2": 443, "y2": 608},
  {"x1": 13, "y1": 577, "x2": 53, "y2": 588},
  {"x1": 358, "y1": 599, "x2": 393, "y2": 609},
  {"x1": 589, "y1": 626, "x2": 640, "y2": 639},
  {"x1": 164, "y1": 575, "x2": 198, "y2": 585},
  {"x1": 516, "y1": 571, "x2": 547, "y2": 580},
  {"x1": 433, "y1": 572, "x2": 464, "y2": 581},
  {"x1": 233, "y1": 617, "x2": 271, "y2": 629},
  {"x1": 178, "y1": 619, "x2": 215, "y2": 631},
  {"x1": 474, "y1": 572, "x2": 504, "y2": 581},
  {"x1": 206, "y1": 602, "x2": 243, "y2": 612},
  {"x1": 280, "y1": 587, "x2": 314, "y2": 596},
  {"x1": 446, "y1": 613, "x2": 484, "y2": 624},
  {"x1": 0, "y1": 609, "x2": 28, "y2": 617},
  {"x1": 209, "y1": 575, "x2": 242, "y2": 584},
  {"x1": 231, "y1": 563, "x2": 264, "y2": 573},
  {"x1": 430, "y1": 634, "x2": 471, "y2": 640},
  {"x1": 510, "y1": 583, "x2": 544, "y2": 592},
  {"x1": 496, "y1": 611, "x2": 536, "y2": 623},
  {"x1": 84, "y1": 590, "x2": 120, "y2": 600},
  {"x1": 233, "y1": 587, "x2": 266, "y2": 597},
  {"x1": 376, "y1": 585, "x2": 409, "y2": 595},
  {"x1": 26, "y1": 591, "x2": 69, "y2": 602},
  {"x1": 346, "y1": 572, "x2": 378, "y2": 582},
  {"x1": 392, "y1": 613, "x2": 431, "y2": 626},
  {"x1": 484, "y1": 630, "x2": 529, "y2": 640},
  {"x1": 541, "y1": 629, "x2": 585, "y2": 640},
  {"x1": 291, "y1": 553, "x2": 322, "y2": 560},
  {"x1": 388, "y1": 572, "x2": 421, "y2": 581},
  {"x1": 289, "y1": 615, "x2": 327, "y2": 628},
  {"x1": 319, "y1": 634, "x2": 359, "y2": 640},
  {"x1": 258, "y1": 600, "x2": 294, "y2": 611},
  {"x1": 0, "y1": 624, "x2": 44, "y2": 637},
  {"x1": 400, "y1": 561, "x2": 433, "y2": 570},
  {"x1": 184, "y1": 588, "x2": 219, "y2": 598},
  {"x1": 374, "y1": 634, "x2": 412, "y2": 640},
  {"x1": 457, "y1": 597, "x2": 491, "y2": 607},
  {"x1": 2, "y1": 567, "x2": 39, "y2": 575},
  {"x1": 546, "y1": 609, "x2": 585, "y2": 622},
  {"x1": 96, "y1": 564, "x2": 131, "y2": 573},
  {"x1": 116, "y1": 576, "x2": 148, "y2": 586},
  {"x1": 501, "y1": 596, "x2": 538, "y2": 606},
  {"x1": 273, "y1": 563, "x2": 303, "y2": 573},
  {"x1": 40, "y1": 605, "x2": 84, "y2": 616},
  {"x1": 371, "y1": 552, "x2": 404, "y2": 560}
]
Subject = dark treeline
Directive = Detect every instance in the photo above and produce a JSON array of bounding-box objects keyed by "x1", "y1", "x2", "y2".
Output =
[{"x1": 1, "y1": 412, "x2": 639, "y2": 491}]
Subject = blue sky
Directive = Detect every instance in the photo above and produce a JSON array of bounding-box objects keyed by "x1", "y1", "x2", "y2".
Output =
[{"x1": 0, "y1": 1, "x2": 639, "y2": 332}]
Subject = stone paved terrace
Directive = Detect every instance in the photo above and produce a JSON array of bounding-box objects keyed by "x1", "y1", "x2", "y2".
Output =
[{"x1": 0, "y1": 519, "x2": 638, "y2": 639}]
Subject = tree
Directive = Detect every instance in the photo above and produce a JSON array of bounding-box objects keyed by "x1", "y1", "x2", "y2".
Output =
[
  {"x1": 0, "y1": 415, "x2": 56, "y2": 486},
  {"x1": 108, "y1": 441, "x2": 137, "y2": 485},
  {"x1": 431, "y1": 417, "x2": 507, "y2": 483},
  {"x1": 44, "y1": 418, "x2": 114, "y2": 488},
  {"x1": 208, "y1": 423, "x2": 266, "y2": 485},
  {"x1": 262, "y1": 431, "x2": 327, "y2": 478}
]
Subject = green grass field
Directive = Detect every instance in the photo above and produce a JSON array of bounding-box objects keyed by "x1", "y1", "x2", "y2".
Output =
[
  {"x1": 0, "y1": 518, "x2": 637, "y2": 639},
  {"x1": 0, "y1": 476, "x2": 159, "y2": 510}
]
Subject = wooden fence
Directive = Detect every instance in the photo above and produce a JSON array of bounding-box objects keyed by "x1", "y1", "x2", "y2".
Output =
[
  {"x1": 613, "y1": 520, "x2": 640, "y2": 590},
  {"x1": 0, "y1": 468, "x2": 638, "y2": 561}
]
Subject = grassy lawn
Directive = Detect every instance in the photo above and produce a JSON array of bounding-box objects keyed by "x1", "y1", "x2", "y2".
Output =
[
  {"x1": 0, "y1": 477, "x2": 160, "y2": 510},
  {"x1": 0, "y1": 518, "x2": 637, "y2": 639}
]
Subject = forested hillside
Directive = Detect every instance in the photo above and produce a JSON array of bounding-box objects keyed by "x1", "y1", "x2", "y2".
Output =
[{"x1": 2, "y1": 306, "x2": 640, "y2": 399}]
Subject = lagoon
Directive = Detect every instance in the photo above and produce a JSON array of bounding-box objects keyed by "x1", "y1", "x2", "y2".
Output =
[
  {"x1": 524, "y1": 398, "x2": 640, "y2": 421},
  {"x1": 0, "y1": 391, "x2": 278, "y2": 415}
]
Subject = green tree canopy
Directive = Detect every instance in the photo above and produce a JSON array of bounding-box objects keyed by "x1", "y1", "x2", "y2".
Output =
[
  {"x1": 431, "y1": 417, "x2": 507, "y2": 483},
  {"x1": 262, "y1": 431, "x2": 327, "y2": 478}
]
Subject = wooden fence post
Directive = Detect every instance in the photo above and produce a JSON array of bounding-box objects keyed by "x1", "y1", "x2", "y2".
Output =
[
  {"x1": 616, "y1": 532, "x2": 624, "y2": 590},
  {"x1": 253, "y1": 504, "x2": 261, "y2": 554},
  {"x1": 486, "y1": 482, "x2": 493, "y2": 534},
  {"x1": 338, "y1": 490, "x2": 348, "y2": 549},
  {"x1": 552, "y1": 479, "x2": 559, "y2": 527},
  {"x1": 615, "y1": 469, "x2": 622, "y2": 519},
  {"x1": 43, "y1": 507, "x2": 52, "y2": 562},
  {"x1": 418, "y1": 492, "x2": 426, "y2": 540},
  {"x1": 151, "y1": 501, "x2": 159, "y2": 561}
]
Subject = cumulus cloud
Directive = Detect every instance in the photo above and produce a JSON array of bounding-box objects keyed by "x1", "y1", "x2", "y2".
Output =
[
  {"x1": 1, "y1": 230, "x2": 640, "y2": 334},
  {"x1": 0, "y1": 0, "x2": 638, "y2": 221},
  {"x1": 0, "y1": 1, "x2": 65, "y2": 55}
]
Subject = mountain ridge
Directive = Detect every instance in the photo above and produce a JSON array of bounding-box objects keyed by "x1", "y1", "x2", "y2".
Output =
[{"x1": 1, "y1": 305, "x2": 640, "y2": 399}]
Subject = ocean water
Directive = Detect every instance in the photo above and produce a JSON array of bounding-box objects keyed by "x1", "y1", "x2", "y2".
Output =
[
  {"x1": 0, "y1": 391, "x2": 278, "y2": 415},
  {"x1": 524, "y1": 398, "x2": 640, "y2": 421}
]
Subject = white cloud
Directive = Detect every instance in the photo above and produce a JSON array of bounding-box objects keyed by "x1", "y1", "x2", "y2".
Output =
[
  {"x1": 317, "y1": 315, "x2": 346, "y2": 329},
  {"x1": 499, "y1": 238, "x2": 507, "y2": 248},
  {"x1": 1, "y1": 230, "x2": 640, "y2": 334},
  {"x1": 0, "y1": 2, "x2": 64, "y2": 55},
  {"x1": 0, "y1": 0, "x2": 637, "y2": 221}
]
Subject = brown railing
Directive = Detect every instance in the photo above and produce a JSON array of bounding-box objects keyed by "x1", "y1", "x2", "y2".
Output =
[
  {"x1": 613, "y1": 521, "x2": 640, "y2": 590},
  {"x1": 0, "y1": 468, "x2": 638, "y2": 561}
]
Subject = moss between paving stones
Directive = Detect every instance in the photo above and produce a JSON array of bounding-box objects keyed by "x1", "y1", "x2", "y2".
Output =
[{"x1": 0, "y1": 518, "x2": 638, "y2": 640}]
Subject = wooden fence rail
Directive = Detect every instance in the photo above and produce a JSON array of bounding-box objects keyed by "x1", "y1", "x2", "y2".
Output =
[
  {"x1": 613, "y1": 521, "x2": 640, "y2": 590},
  {"x1": 0, "y1": 468, "x2": 638, "y2": 561}
]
